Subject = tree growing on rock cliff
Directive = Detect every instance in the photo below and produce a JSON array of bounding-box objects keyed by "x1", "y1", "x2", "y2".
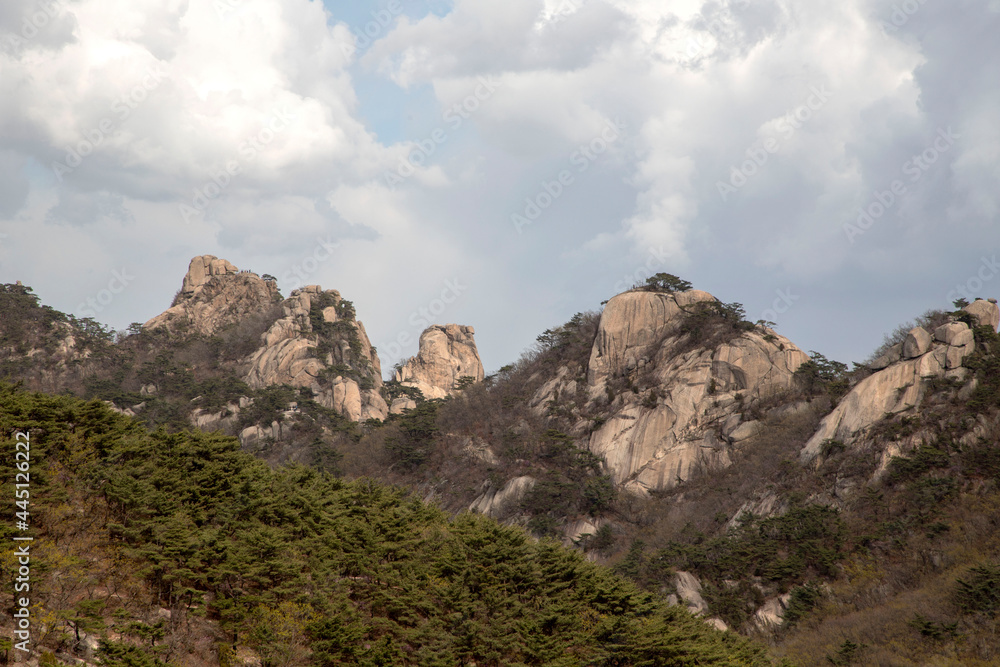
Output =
[{"x1": 637, "y1": 273, "x2": 693, "y2": 293}]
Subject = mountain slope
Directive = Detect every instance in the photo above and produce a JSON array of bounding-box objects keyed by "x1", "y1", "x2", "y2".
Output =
[
  {"x1": 0, "y1": 385, "x2": 780, "y2": 666},
  {"x1": 4, "y1": 266, "x2": 1000, "y2": 664}
]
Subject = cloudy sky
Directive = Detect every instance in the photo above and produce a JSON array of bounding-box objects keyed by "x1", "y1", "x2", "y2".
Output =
[{"x1": 1, "y1": 0, "x2": 998, "y2": 374}]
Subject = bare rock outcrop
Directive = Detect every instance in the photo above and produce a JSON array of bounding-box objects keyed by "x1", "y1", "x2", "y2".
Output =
[
  {"x1": 395, "y1": 324, "x2": 485, "y2": 400},
  {"x1": 801, "y1": 320, "x2": 978, "y2": 462},
  {"x1": 246, "y1": 285, "x2": 387, "y2": 421},
  {"x1": 964, "y1": 299, "x2": 1000, "y2": 331},
  {"x1": 673, "y1": 571, "x2": 709, "y2": 615},
  {"x1": 469, "y1": 476, "x2": 536, "y2": 517},
  {"x1": 144, "y1": 255, "x2": 280, "y2": 336},
  {"x1": 582, "y1": 290, "x2": 810, "y2": 493},
  {"x1": 148, "y1": 256, "x2": 389, "y2": 423}
]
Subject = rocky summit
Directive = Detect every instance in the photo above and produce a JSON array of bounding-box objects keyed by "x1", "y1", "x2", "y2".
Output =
[
  {"x1": 395, "y1": 324, "x2": 485, "y2": 400},
  {"x1": 144, "y1": 255, "x2": 280, "y2": 336},
  {"x1": 581, "y1": 289, "x2": 809, "y2": 492}
]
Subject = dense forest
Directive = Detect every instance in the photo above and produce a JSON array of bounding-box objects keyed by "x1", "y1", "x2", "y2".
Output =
[{"x1": 0, "y1": 385, "x2": 780, "y2": 666}]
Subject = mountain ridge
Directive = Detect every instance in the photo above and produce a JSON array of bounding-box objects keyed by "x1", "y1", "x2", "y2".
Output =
[{"x1": 3, "y1": 259, "x2": 1000, "y2": 664}]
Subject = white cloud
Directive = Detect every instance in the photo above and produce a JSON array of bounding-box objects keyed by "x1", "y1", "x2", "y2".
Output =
[{"x1": 1, "y1": 0, "x2": 998, "y2": 372}]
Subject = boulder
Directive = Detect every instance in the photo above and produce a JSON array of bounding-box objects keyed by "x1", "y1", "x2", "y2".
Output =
[
  {"x1": 964, "y1": 299, "x2": 1000, "y2": 331},
  {"x1": 396, "y1": 324, "x2": 485, "y2": 399},
  {"x1": 587, "y1": 290, "x2": 715, "y2": 382},
  {"x1": 181, "y1": 255, "x2": 238, "y2": 295},
  {"x1": 934, "y1": 322, "x2": 970, "y2": 344},
  {"x1": 870, "y1": 343, "x2": 902, "y2": 370},
  {"x1": 902, "y1": 327, "x2": 932, "y2": 358},
  {"x1": 754, "y1": 595, "x2": 791, "y2": 629},
  {"x1": 389, "y1": 397, "x2": 417, "y2": 414},
  {"x1": 674, "y1": 571, "x2": 708, "y2": 615},
  {"x1": 729, "y1": 419, "x2": 762, "y2": 442}
]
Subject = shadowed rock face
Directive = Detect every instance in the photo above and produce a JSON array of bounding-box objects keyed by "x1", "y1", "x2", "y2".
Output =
[
  {"x1": 396, "y1": 324, "x2": 485, "y2": 401},
  {"x1": 575, "y1": 290, "x2": 810, "y2": 494},
  {"x1": 144, "y1": 255, "x2": 280, "y2": 336}
]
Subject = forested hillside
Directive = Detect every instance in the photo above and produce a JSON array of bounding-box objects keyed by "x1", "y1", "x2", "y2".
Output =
[{"x1": 0, "y1": 385, "x2": 780, "y2": 666}]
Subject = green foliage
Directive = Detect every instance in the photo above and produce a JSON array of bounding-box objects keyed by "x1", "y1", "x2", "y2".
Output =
[
  {"x1": 0, "y1": 283, "x2": 115, "y2": 373},
  {"x1": 794, "y1": 352, "x2": 849, "y2": 398},
  {"x1": 237, "y1": 384, "x2": 297, "y2": 429},
  {"x1": 963, "y1": 324, "x2": 1000, "y2": 412},
  {"x1": 635, "y1": 272, "x2": 694, "y2": 293},
  {"x1": 455, "y1": 375, "x2": 477, "y2": 390},
  {"x1": 961, "y1": 437, "x2": 1000, "y2": 481},
  {"x1": 701, "y1": 580, "x2": 764, "y2": 631},
  {"x1": 308, "y1": 296, "x2": 374, "y2": 390},
  {"x1": 519, "y1": 430, "x2": 617, "y2": 525},
  {"x1": 907, "y1": 613, "x2": 959, "y2": 640},
  {"x1": 0, "y1": 384, "x2": 779, "y2": 666},
  {"x1": 954, "y1": 562, "x2": 1000, "y2": 616},
  {"x1": 535, "y1": 312, "x2": 596, "y2": 355},
  {"x1": 782, "y1": 583, "x2": 822, "y2": 627},
  {"x1": 819, "y1": 438, "x2": 845, "y2": 457},
  {"x1": 825, "y1": 639, "x2": 866, "y2": 665},
  {"x1": 97, "y1": 640, "x2": 172, "y2": 666},
  {"x1": 675, "y1": 300, "x2": 757, "y2": 351},
  {"x1": 885, "y1": 443, "x2": 949, "y2": 484},
  {"x1": 384, "y1": 399, "x2": 442, "y2": 469},
  {"x1": 379, "y1": 380, "x2": 425, "y2": 403},
  {"x1": 651, "y1": 505, "x2": 846, "y2": 618},
  {"x1": 586, "y1": 524, "x2": 616, "y2": 553}
]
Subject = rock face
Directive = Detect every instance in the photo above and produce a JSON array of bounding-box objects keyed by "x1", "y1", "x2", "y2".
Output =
[
  {"x1": 144, "y1": 255, "x2": 280, "y2": 336},
  {"x1": 145, "y1": 256, "x2": 388, "y2": 423},
  {"x1": 902, "y1": 327, "x2": 932, "y2": 358},
  {"x1": 801, "y1": 320, "x2": 976, "y2": 462},
  {"x1": 469, "y1": 476, "x2": 536, "y2": 517},
  {"x1": 246, "y1": 285, "x2": 387, "y2": 421},
  {"x1": 396, "y1": 324, "x2": 485, "y2": 400},
  {"x1": 964, "y1": 299, "x2": 1000, "y2": 331},
  {"x1": 579, "y1": 290, "x2": 810, "y2": 493},
  {"x1": 673, "y1": 571, "x2": 709, "y2": 615}
]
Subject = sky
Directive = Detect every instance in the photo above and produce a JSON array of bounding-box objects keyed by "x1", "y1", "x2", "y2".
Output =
[{"x1": 1, "y1": 0, "x2": 999, "y2": 376}]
